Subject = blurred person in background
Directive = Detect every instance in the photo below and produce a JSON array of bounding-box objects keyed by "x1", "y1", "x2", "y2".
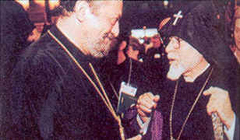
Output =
[
  {"x1": 1, "y1": 1, "x2": 35, "y2": 80},
  {"x1": 1, "y1": 1, "x2": 35, "y2": 133},
  {"x1": 142, "y1": 34, "x2": 169, "y2": 92}
]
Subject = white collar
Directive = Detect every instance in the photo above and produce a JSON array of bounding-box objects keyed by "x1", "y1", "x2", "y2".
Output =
[{"x1": 184, "y1": 63, "x2": 210, "y2": 83}]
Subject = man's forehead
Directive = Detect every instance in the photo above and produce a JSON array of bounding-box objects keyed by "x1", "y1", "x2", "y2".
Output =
[
  {"x1": 170, "y1": 36, "x2": 181, "y2": 41},
  {"x1": 95, "y1": 1, "x2": 123, "y2": 16},
  {"x1": 236, "y1": 18, "x2": 240, "y2": 28},
  {"x1": 170, "y1": 36, "x2": 196, "y2": 49}
]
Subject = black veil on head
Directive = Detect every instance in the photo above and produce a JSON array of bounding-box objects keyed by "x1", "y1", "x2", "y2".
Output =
[
  {"x1": 159, "y1": 1, "x2": 240, "y2": 114},
  {"x1": 159, "y1": 1, "x2": 238, "y2": 70}
]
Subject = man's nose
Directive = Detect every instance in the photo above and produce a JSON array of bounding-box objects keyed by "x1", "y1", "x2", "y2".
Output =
[
  {"x1": 165, "y1": 43, "x2": 172, "y2": 54},
  {"x1": 165, "y1": 40, "x2": 178, "y2": 53},
  {"x1": 111, "y1": 22, "x2": 120, "y2": 37}
]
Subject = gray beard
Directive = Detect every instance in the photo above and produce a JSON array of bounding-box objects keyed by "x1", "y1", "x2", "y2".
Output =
[
  {"x1": 167, "y1": 63, "x2": 186, "y2": 81},
  {"x1": 89, "y1": 40, "x2": 112, "y2": 58}
]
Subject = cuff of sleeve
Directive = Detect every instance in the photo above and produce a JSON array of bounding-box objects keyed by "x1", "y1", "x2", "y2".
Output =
[
  {"x1": 137, "y1": 114, "x2": 151, "y2": 135},
  {"x1": 224, "y1": 113, "x2": 236, "y2": 140}
]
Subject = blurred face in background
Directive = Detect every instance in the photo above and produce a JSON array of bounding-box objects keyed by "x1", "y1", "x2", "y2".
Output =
[
  {"x1": 127, "y1": 45, "x2": 139, "y2": 61},
  {"x1": 151, "y1": 34, "x2": 161, "y2": 48}
]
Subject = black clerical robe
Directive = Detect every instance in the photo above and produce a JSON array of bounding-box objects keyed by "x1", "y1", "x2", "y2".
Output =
[
  {"x1": 124, "y1": 65, "x2": 239, "y2": 140},
  {"x1": 159, "y1": 66, "x2": 239, "y2": 140},
  {"x1": 5, "y1": 26, "x2": 120, "y2": 139},
  {"x1": 109, "y1": 58, "x2": 152, "y2": 95}
]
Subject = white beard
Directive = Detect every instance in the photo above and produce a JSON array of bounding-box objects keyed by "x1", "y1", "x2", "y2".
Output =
[{"x1": 167, "y1": 62, "x2": 186, "y2": 81}]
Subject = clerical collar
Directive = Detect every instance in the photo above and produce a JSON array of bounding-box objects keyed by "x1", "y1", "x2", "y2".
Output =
[
  {"x1": 47, "y1": 29, "x2": 126, "y2": 139},
  {"x1": 183, "y1": 63, "x2": 210, "y2": 83}
]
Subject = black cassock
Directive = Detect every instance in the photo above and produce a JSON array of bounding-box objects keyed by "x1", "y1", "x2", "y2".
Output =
[
  {"x1": 124, "y1": 65, "x2": 239, "y2": 140},
  {"x1": 159, "y1": 66, "x2": 239, "y2": 140},
  {"x1": 5, "y1": 26, "x2": 120, "y2": 139}
]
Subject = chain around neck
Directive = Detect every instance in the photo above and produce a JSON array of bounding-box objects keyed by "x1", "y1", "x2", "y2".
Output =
[{"x1": 170, "y1": 67, "x2": 214, "y2": 140}]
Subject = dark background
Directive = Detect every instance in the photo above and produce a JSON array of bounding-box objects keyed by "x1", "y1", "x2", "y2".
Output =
[{"x1": 119, "y1": 1, "x2": 234, "y2": 39}]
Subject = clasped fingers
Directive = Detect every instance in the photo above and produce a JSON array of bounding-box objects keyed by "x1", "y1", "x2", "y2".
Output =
[{"x1": 136, "y1": 92, "x2": 160, "y2": 114}]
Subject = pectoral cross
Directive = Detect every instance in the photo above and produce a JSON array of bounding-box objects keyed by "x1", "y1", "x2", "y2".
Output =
[{"x1": 173, "y1": 10, "x2": 183, "y2": 26}]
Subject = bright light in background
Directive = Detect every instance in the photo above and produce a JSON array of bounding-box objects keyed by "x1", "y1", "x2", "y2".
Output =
[
  {"x1": 49, "y1": 0, "x2": 60, "y2": 10},
  {"x1": 34, "y1": 0, "x2": 45, "y2": 7},
  {"x1": 15, "y1": 0, "x2": 29, "y2": 10},
  {"x1": 131, "y1": 28, "x2": 158, "y2": 44},
  {"x1": 163, "y1": 0, "x2": 169, "y2": 8}
]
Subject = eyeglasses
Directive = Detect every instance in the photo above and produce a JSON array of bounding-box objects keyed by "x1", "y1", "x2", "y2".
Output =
[
  {"x1": 158, "y1": 34, "x2": 167, "y2": 48},
  {"x1": 166, "y1": 36, "x2": 182, "y2": 49},
  {"x1": 158, "y1": 33, "x2": 182, "y2": 49}
]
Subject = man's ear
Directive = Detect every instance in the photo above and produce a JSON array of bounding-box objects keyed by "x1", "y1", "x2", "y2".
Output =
[{"x1": 74, "y1": 1, "x2": 91, "y2": 22}]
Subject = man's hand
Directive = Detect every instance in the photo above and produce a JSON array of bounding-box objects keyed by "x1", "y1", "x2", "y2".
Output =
[
  {"x1": 136, "y1": 92, "x2": 160, "y2": 123},
  {"x1": 203, "y1": 87, "x2": 234, "y2": 129}
]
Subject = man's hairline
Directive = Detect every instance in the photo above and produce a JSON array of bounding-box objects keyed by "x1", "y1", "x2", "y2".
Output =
[{"x1": 61, "y1": 0, "x2": 101, "y2": 17}]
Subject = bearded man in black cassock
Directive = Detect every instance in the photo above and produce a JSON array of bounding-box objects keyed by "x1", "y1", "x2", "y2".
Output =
[
  {"x1": 124, "y1": 1, "x2": 239, "y2": 140},
  {"x1": 4, "y1": 1, "x2": 125, "y2": 139}
]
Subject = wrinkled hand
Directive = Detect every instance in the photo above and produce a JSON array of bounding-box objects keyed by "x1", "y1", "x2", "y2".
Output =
[
  {"x1": 136, "y1": 92, "x2": 160, "y2": 123},
  {"x1": 203, "y1": 87, "x2": 234, "y2": 129}
]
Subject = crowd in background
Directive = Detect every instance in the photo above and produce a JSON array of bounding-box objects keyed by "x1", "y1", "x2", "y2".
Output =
[{"x1": 1, "y1": 0, "x2": 240, "y2": 139}]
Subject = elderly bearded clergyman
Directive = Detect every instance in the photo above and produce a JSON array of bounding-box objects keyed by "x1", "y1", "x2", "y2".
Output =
[{"x1": 124, "y1": 2, "x2": 239, "y2": 140}]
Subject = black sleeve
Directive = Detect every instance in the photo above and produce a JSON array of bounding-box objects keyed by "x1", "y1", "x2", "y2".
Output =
[
  {"x1": 122, "y1": 107, "x2": 141, "y2": 138},
  {"x1": 5, "y1": 54, "x2": 59, "y2": 139},
  {"x1": 234, "y1": 116, "x2": 239, "y2": 140}
]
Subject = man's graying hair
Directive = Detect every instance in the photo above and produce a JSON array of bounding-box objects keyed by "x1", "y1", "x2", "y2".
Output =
[{"x1": 59, "y1": 0, "x2": 95, "y2": 15}]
